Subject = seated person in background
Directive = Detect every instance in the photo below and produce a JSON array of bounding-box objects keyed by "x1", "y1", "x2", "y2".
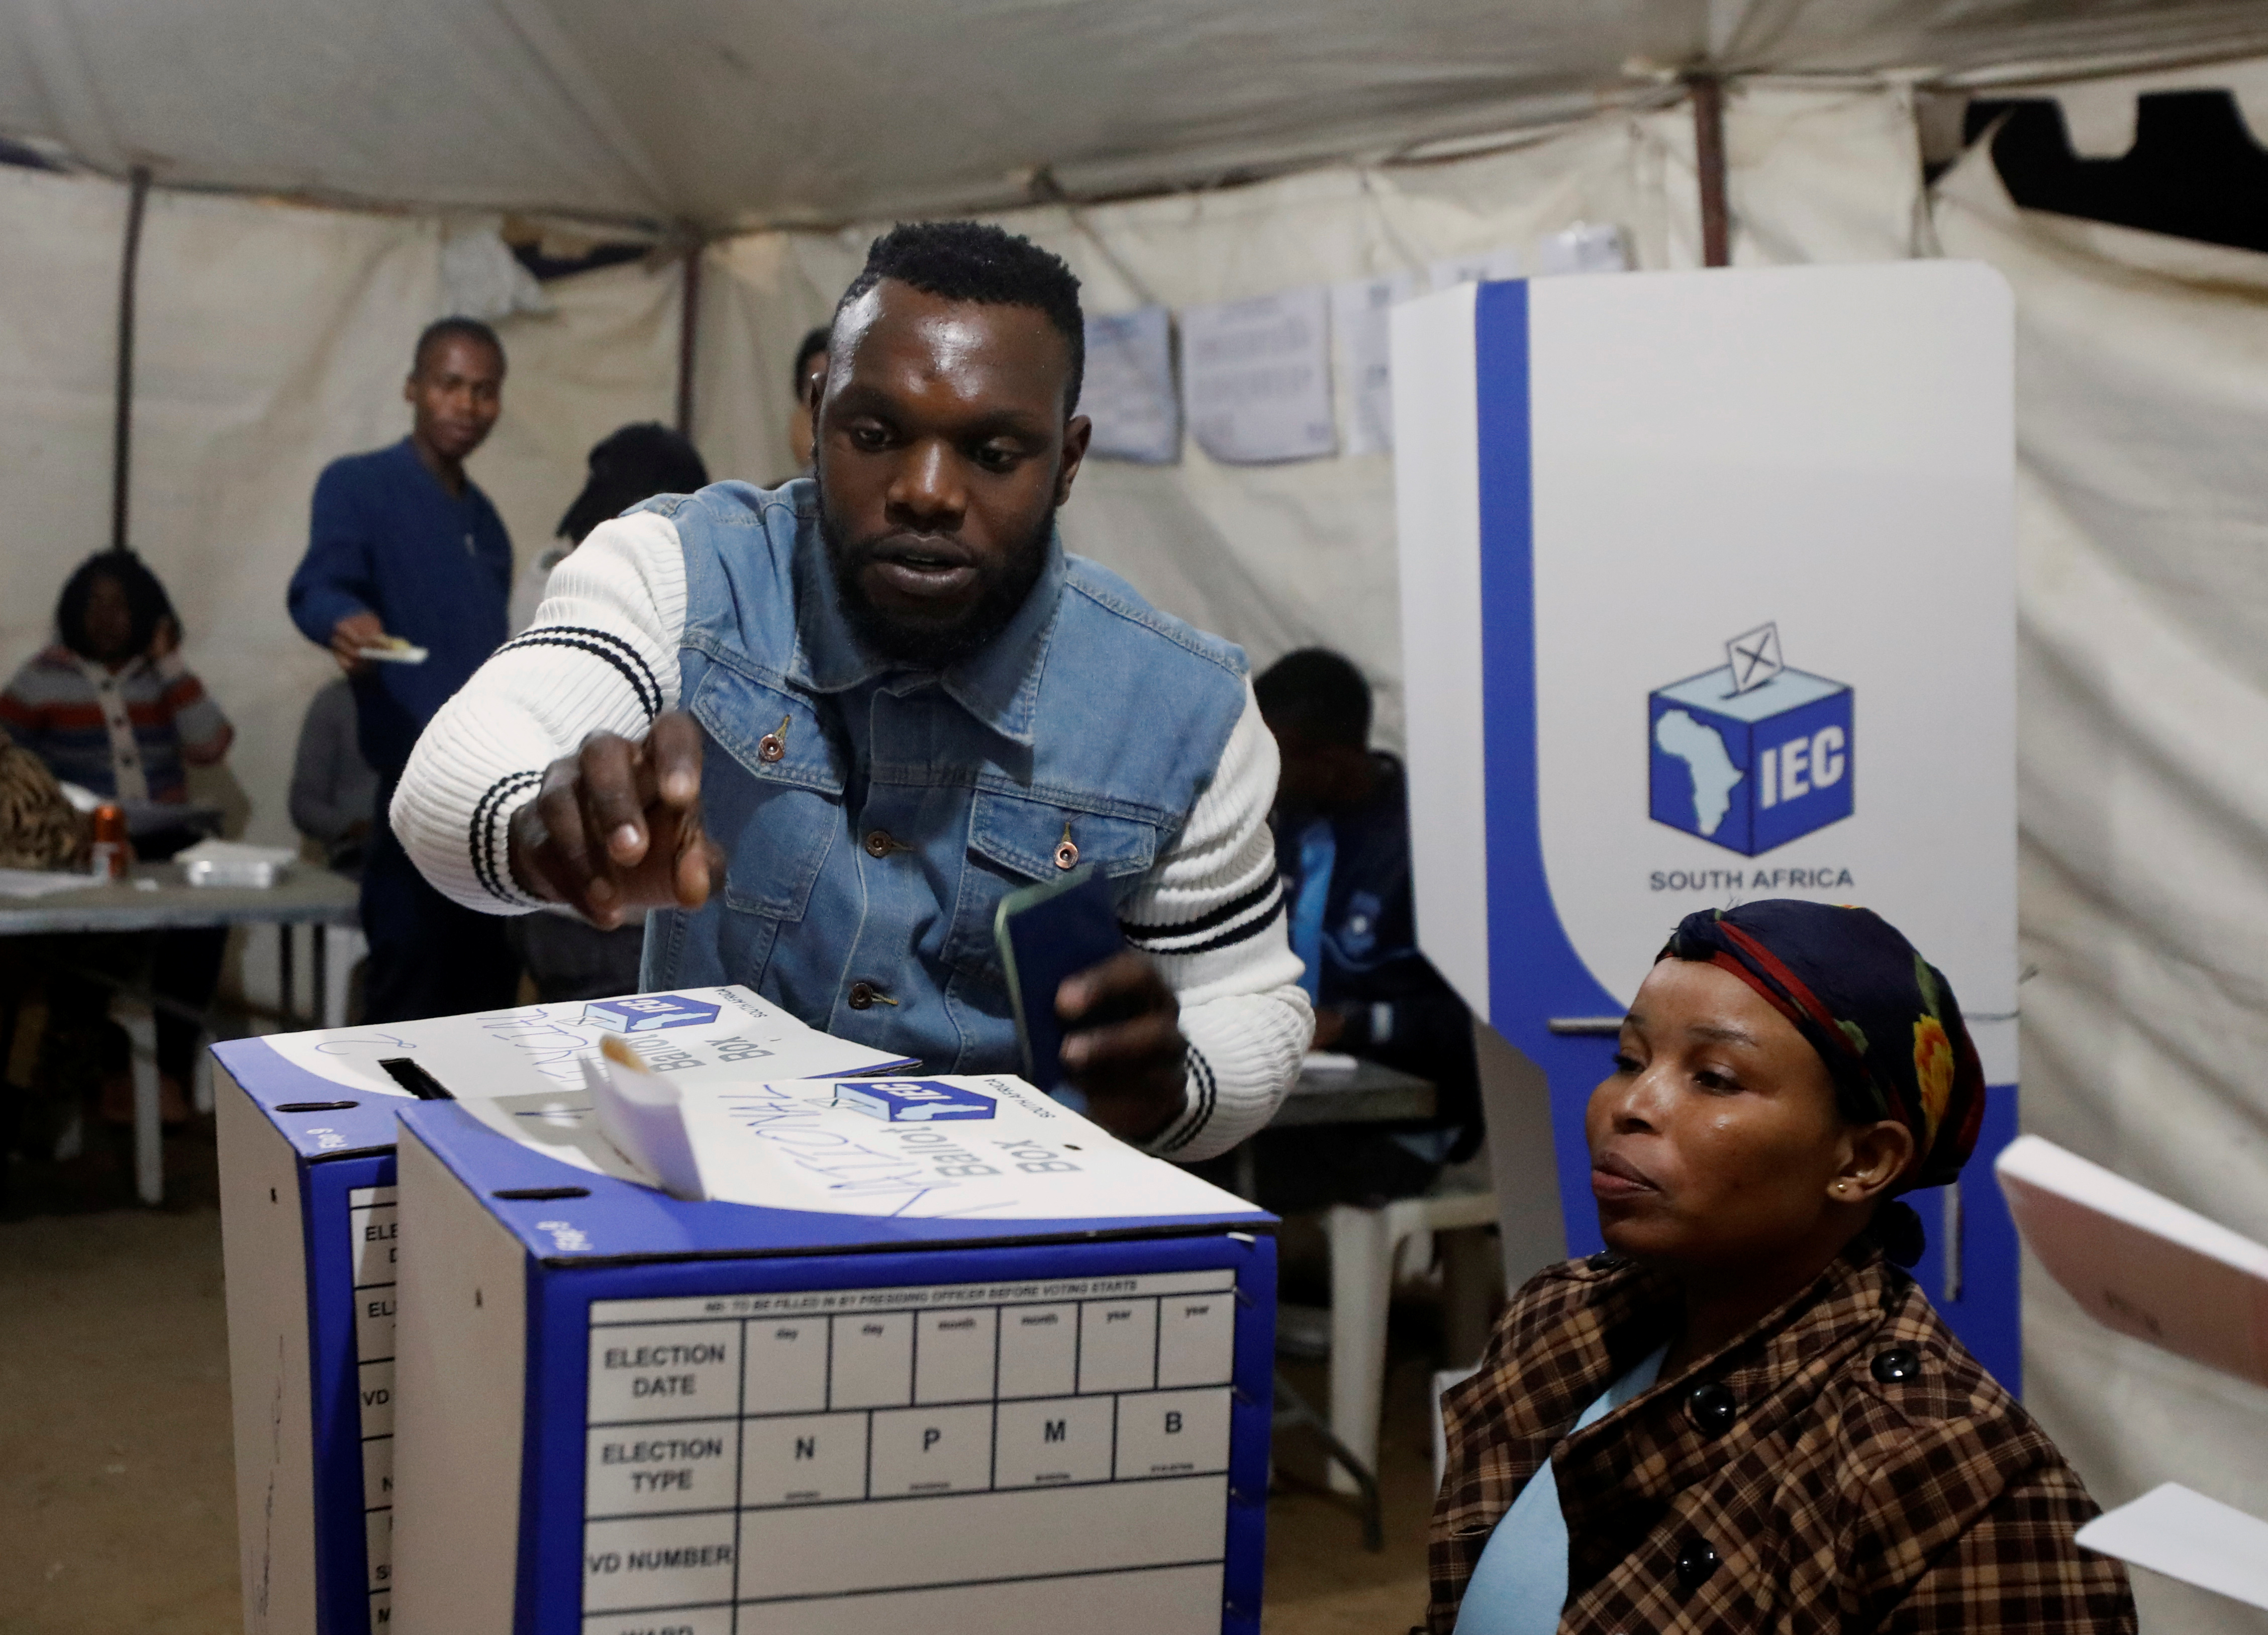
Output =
[
  {"x1": 290, "y1": 677, "x2": 380, "y2": 875},
  {"x1": 1225, "y1": 648, "x2": 1476, "y2": 1211},
  {"x1": 1, "y1": 552, "x2": 233, "y2": 827},
  {"x1": 509, "y1": 422, "x2": 709, "y2": 1003},
  {"x1": 773, "y1": 325, "x2": 831, "y2": 486},
  {"x1": 1430, "y1": 901, "x2": 2133, "y2": 1635},
  {"x1": 0, "y1": 552, "x2": 234, "y2": 1123}
]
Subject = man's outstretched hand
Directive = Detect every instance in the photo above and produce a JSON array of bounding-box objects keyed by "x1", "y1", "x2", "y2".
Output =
[
  {"x1": 1057, "y1": 951, "x2": 1188, "y2": 1144},
  {"x1": 508, "y1": 711, "x2": 724, "y2": 928}
]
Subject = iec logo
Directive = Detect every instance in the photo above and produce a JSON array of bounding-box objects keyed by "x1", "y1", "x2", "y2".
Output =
[
  {"x1": 581, "y1": 994, "x2": 722, "y2": 1032},
  {"x1": 835, "y1": 1080, "x2": 998, "y2": 1123},
  {"x1": 1648, "y1": 623, "x2": 1852, "y2": 857}
]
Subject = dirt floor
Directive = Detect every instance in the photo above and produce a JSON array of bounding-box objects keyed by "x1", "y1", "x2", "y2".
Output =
[{"x1": 0, "y1": 1119, "x2": 1446, "y2": 1634}]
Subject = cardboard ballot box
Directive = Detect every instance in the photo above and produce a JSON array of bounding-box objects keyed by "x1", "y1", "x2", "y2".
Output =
[
  {"x1": 387, "y1": 1077, "x2": 1275, "y2": 1635},
  {"x1": 213, "y1": 988, "x2": 910, "y2": 1635}
]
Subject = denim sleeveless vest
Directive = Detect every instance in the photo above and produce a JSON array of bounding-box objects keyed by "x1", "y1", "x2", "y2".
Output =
[{"x1": 639, "y1": 480, "x2": 1250, "y2": 1074}]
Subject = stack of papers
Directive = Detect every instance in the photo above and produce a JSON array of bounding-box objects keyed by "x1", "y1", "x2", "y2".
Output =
[
  {"x1": 176, "y1": 838, "x2": 299, "y2": 889},
  {"x1": 2076, "y1": 1484, "x2": 2268, "y2": 1611},
  {"x1": 0, "y1": 867, "x2": 97, "y2": 900}
]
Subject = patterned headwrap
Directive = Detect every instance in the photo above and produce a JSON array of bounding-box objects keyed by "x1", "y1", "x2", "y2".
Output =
[{"x1": 1659, "y1": 900, "x2": 1986, "y2": 1195}]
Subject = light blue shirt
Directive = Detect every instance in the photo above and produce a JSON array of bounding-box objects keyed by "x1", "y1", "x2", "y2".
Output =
[{"x1": 1453, "y1": 1343, "x2": 1671, "y2": 1635}]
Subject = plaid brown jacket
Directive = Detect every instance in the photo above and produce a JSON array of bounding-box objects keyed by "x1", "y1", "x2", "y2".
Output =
[{"x1": 1427, "y1": 1246, "x2": 2134, "y2": 1634}]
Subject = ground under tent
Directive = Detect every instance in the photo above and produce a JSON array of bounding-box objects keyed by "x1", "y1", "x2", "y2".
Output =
[{"x1": 4, "y1": 8, "x2": 2268, "y2": 1632}]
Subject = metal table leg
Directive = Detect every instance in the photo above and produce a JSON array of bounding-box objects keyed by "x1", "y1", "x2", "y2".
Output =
[
  {"x1": 113, "y1": 992, "x2": 163, "y2": 1206},
  {"x1": 278, "y1": 923, "x2": 297, "y2": 1030},
  {"x1": 1272, "y1": 1369, "x2": 1384, "y2": 1551}
]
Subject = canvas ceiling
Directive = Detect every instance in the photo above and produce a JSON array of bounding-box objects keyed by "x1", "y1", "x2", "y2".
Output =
[{"x1": 6, "y1": 0, "x2": 2268, "y2": 230}]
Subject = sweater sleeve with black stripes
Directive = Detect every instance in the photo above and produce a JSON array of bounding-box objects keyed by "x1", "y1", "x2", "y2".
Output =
[{"x1": 391, "y1": 510, "x2": 1310, "y2": 1163}]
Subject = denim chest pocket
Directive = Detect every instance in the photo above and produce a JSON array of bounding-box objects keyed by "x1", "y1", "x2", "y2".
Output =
[
  {"x1": 941, "y1": 789, "x2": 1160, "y2": 985},
  {"x1": 688, "y1": 662, "x2": 843, "y2": 924}
]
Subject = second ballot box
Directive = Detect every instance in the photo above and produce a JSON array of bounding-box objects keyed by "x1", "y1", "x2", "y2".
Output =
[
  {"x1": 386, "y1": 1079, "x2": 1276, "y2": 1635},
  {"x1": 213, "y1": 987, "x2": 910, "y2": 1635}
]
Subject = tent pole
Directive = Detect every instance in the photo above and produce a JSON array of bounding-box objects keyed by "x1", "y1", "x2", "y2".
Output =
[
  {"x1": 1689, "y1": 75, "x2": 1731, "y2": 267},
  {"x1": 113, "y1": 164, "x2": 153, "y2": 554},
  {"x1": 676, "y1": 241, "x2": 701, "y2": 439}
]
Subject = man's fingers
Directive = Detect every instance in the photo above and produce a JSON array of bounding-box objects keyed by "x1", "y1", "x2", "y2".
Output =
[
  {"x1": 648, "y1": 712, "x2": 706, "y2": 807},
  {"x1": 575, "y1": 733, "x2": 656, "y2": 865},
  {"x1": 670, "y1": 806, "x2": 723, "y2": 909},
  {"x1": 1060, "y1": 1008, "x2": 1184, "y2": 1074},
  {"x1": 1056, "y1": 949, "x2": 1168, "y2": 1021},
  {"x1": 534, "y1": 775, "x2": 597, "y2": 883}
]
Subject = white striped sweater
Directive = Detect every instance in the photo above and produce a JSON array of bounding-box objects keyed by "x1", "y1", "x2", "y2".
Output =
[{"x1": 391, "y1": 511, "x2": 1310, "y2": 1163}]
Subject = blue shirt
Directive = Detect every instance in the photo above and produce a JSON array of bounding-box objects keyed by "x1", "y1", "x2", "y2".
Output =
[
  {"x1": 1453, "y1": 1343, "x2": 1670, "y2": 1635},
  {"x1": 287, "y1": 438, "x2": 513, "y2": 774}
]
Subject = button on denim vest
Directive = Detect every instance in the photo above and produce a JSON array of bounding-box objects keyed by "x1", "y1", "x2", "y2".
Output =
[{"x1": 639, "y1": 480, "x2": 1250, "y2": 1074}]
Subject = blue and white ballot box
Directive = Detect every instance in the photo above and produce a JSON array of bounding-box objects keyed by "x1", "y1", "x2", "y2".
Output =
[
  {"x1": 213, "y1": 987, "x2": 912, "y2": 1635},
  {"x1": 386, "y1": 1074, "x2": 1274, "y2": 1635},
  {"x1": 1390, "y1": 263, "x2": 2023, "y2": 1384}
]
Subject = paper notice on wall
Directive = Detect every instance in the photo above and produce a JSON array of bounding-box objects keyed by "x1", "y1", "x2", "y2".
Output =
[
  {"x1": 1535, "y1": 222, "x2": 1631, "y2": 277},
  {"x1": 1078, "y1": 306, "x2": 1180, "y2": 463},
  {"x1": 1331, "y1": 273, "x2": 1417, "y2": 456},
  {"x1": 1180, "y1": 286, "x2": 1337, "y2": 464},
  {"x1": 1428, "y1": 247, "x2": 1523, "y2": 291}
]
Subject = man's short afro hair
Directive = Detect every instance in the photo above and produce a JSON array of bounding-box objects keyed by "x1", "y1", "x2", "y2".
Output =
[{"x1": 836, "y1": 221, "x2": 1084, "y2": 411}]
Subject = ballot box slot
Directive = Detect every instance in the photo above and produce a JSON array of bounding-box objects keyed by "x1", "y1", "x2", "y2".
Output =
[
  {"x1": 378, "y1": 1057, "x2": 456, "y2": 1100},
  {"x1": 494, "y1": 1186, "x2": 592, "y2": 1201},
  {"x1": 524, "y1": 1218, "x2": 1278, "y2": 1271}
]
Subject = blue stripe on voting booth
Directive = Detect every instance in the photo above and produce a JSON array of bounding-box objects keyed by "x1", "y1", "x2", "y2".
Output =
[
  {"x1": 390, "y1": 1099, "x2": 1275, "y2": 1633},
  {"x1": 1470, "y1": 278, "x2": 1628, "y2": 1266}
]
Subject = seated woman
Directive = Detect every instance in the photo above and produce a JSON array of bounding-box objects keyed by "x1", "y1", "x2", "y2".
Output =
[
  {"x1": 1, "y1": 552, "x2": 234, "y2": 1124},
  {"x1": 1430, "y1": 901, "x2": 2133, "y2": 1634}
]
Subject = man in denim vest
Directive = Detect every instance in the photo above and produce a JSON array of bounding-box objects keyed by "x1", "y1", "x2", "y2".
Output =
[{"x1": 394, "y1": 224, "x2": 1309, "y2": 1159}]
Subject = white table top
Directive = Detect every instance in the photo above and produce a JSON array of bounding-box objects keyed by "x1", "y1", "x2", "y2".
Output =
[{"x1": 0, "y1": 862, "x2": 359, "y2": 935}]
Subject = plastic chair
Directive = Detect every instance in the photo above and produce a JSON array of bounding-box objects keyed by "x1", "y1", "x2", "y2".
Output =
[{"x1": 1322, "y1": 1181, "x2": 1497, "y2": 1494}]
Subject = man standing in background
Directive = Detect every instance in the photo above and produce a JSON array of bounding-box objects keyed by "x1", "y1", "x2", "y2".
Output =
[{"x1": 286, "y1": 318, "x2": 518, "y2": 1022}]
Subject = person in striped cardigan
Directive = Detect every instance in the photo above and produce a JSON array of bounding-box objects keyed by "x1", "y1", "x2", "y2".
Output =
[{"x1": 2, "y1": 551, "x2": 232, "y2": 1124}]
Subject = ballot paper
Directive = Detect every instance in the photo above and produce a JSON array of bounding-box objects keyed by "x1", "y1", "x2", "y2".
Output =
[
  {"x1": 1078, "y1": 305, "x2": 1180, "y2": 462},
  {"x1": 532, "y1": 1070, "x2": 1244, "y2": 1222},
  {"x1": 1995, "y1": 1134, "x2": 2268, "y2": 1388},
  {"x1": 260, "y1": 985, "x2": 914, "y2": 1200},
  {"x1": 1331, "y1": 272, "x2": 1417, "y2": 455},
  {"x1": 1180, "y1": 286, "x2": 1337, "y2": 464},
  {"x1": 0, "y1": 867, "x2": 100, "y2": 898},
  {"x1": 2076, "y1": 1483, "x2": 2268, "y2": 1610},
  {"x1": 1427, "y1": 246, "x2": 1523, "y2": 290}
]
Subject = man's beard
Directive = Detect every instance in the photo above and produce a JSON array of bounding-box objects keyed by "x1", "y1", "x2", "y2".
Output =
[{"x1": 821, "y1": 502, "x2": 1055, "y2": 670}]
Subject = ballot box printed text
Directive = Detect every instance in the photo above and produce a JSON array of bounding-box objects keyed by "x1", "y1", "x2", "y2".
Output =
[{"x1": 581, "y1": 1270, "x2": 1239, "y2": 1630}]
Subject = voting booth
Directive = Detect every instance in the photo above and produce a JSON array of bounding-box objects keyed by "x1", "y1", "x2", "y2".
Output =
[
  {"x1": 387, "y1": 1083, "x2": 1273, "y2": 1635},
  {"x1": 213, "y1": 988, "x2": 912, "y2": 1634},
  {"x1": 1391, "y1": 263, "x2": 2023, "y2": 1385}
]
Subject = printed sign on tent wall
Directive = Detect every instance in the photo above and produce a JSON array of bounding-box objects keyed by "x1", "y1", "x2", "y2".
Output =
[
  {"x1": 1077, "y1": 306, "x2": 1180, "y2": 463},
  {"x1": 1331, "y1": 272, "x2": 1417, "y2": 455},
  {"x1": 1179, "y1": 286, "x2": 1337, "y2": 464},
  {"x1": 1534, "y1": 222, "x2": 1631, "y2": 277},
  {"x1": 1427, "y1": 247, "x2": 1523, "y2": 291}
]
